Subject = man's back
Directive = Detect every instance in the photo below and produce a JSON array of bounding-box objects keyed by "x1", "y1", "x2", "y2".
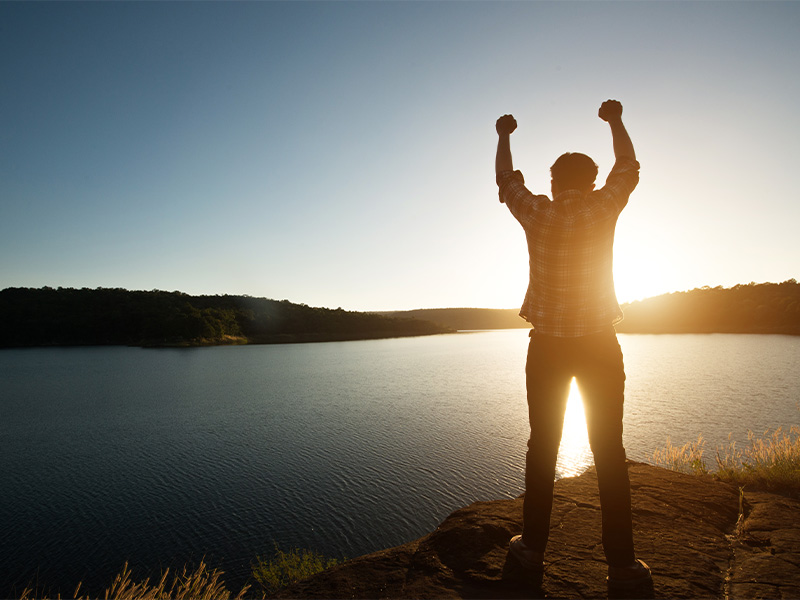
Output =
[{"x1": 497, "y1": 155, "x2": 639, "y2": 336}]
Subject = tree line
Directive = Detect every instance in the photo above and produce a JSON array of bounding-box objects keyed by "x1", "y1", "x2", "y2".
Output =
[
  {"x1": 2, "y1": 281, "x2": 797, "y2": 347},
  {"x1": 0, "y1": 287, "x2": 451, "y2": 347},
  {"x1": 615, "y1": 280, "x2": 800, "y2": 335}
]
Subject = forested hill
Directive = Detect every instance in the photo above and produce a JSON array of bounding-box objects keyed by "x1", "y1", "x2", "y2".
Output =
[
  {"x1": 383, "y1": 281, "x2": 800, "y2": 335},
  {"x1": 0, "y1": 287, "x2": 451, "y2": 348},
  {"x1": 615, "y1": 280, "x2": 800, "y2": 335},
  {"x1": 2, "y1": 281, "x2": 797, "y2": 347},
  {"x1": 378, "y1": 308, "x2": 529, "y2": 331}
]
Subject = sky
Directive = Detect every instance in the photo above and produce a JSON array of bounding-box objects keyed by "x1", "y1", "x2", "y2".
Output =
[{"x1": 2, "y1": 1, "x2": 798, "y2": 312}]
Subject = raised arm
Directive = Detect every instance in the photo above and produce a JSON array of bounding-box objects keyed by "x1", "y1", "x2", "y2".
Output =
[
  {"x1": 495, "y1": 114, "x2": 517, "y2": 175},
  {"x1": 598, "y1": 100, "x2": 635, "y2": 161}
]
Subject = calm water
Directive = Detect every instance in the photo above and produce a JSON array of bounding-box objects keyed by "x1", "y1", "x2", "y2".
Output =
[{"x1": 1, "y1": 332, "x2": 798, "y2": 595}]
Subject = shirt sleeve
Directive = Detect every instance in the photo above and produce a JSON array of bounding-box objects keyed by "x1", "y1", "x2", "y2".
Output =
[
  {"x1": 496, "y1": 170, "x2": 525, "y2": 203},
  {"x1": 496, "y1": 170, "x2": 552, "y2": 228},
  {"x1": 596, "y1": 157, "x2": 640, "y2": 212}
]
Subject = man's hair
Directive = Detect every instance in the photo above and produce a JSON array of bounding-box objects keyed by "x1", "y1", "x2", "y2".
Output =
[{"x1": 550, "y1": 153, "x2": 598, "y2": 192}]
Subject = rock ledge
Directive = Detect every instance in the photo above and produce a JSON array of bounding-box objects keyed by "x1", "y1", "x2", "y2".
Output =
[{"x1": 277, "y1": 463, "x2": 800, "y2": 599}]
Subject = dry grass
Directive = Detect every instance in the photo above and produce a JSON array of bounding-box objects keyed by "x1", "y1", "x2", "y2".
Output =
[
  {"x1": 17, "y1": 546, "x2": 344, "y2": 599},
  {"x1": 20, "y1": 560, "x2": 249, "y2": 600},
  {"x1": 715, "y1": 426, "x2": 800, "y2": 495},
  {"x1": 652, "y1": 435, "x2": 709, "y2": 475},
  {"x1": 653, "y1": 426, "x2": 800, "y2": 497}
]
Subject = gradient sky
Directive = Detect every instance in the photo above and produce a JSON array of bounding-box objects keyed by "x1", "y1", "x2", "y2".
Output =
[{"x1": 2, "y1": 1, "x2": 798, "y2": 311}]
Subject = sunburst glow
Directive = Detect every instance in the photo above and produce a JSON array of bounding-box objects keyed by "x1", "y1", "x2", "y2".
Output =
[{"x1": 556, "y1": 378, "x2": 592, "y2": 477}]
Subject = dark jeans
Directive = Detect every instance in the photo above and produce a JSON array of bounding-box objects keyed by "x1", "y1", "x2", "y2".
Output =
[{"x1": 522, "y1": 329, "x2": 635, "y2": 567}]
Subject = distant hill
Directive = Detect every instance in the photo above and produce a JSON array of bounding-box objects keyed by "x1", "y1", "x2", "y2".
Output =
[
  {"x1": 378, "y1": 308, "x2": 530, "y2": 331},
  {"x1": 616, "y1": 280, "x2": 800, "y2": 335},
  {"x1": 384, "y1": 280, "x2": 800, "y2": 335},
  {"x1": 0, "y1": 287, "x2": 452, "y2": 348}
]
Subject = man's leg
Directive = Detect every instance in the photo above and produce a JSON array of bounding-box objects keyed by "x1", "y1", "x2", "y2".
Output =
[
  {"x1": 575, "y1": 331, "x2": 635, "y2": 567},
  {"x1": 522, "y1": 334, "x2": 573, "y2": 552}
]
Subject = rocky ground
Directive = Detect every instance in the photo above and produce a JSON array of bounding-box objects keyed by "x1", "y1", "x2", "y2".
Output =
[{"x1": 276, "y1": 463, "x2": 800, "y2": 599}]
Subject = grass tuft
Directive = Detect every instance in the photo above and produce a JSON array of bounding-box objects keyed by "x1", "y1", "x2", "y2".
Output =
[
  {"x1": 652, "y1": 435, "x2": 709, "y2": 475},
  {"x1": 21, "y1": 560, "x2": 248, "y2": 600},
  {"x1": 17, "y1": 546, "x2": 340, "y2": 599},
  {"x1": 251, "y1": 545, "x2": 340, "y2": 597},
  {"x1": 653, "y1": 426, "x2": 800, "y2": 497}
]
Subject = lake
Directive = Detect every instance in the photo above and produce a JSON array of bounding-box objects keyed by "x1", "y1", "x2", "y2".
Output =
[{"x1": 1, "y1": 331, "x2": 798, "y2": 596}]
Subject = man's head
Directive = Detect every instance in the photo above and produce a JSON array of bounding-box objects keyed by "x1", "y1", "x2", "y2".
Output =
[{"x1": 550, "y1": 153, "x2": 598, "y2": 196}]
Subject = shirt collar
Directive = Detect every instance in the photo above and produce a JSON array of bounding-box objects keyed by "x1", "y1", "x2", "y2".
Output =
[{"x1": 553, "y1": 189, "x2": 586, "y2": 202}]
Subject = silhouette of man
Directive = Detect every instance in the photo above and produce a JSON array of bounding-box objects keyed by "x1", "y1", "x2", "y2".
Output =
[{"x1": 495, "y1": 100, "x2": 651, "y2": 589}]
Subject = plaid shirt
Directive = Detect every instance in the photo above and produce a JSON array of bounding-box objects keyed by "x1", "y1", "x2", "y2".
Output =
[{"x1": 497, "y1": 157, "x2": 640, "y2": 337}]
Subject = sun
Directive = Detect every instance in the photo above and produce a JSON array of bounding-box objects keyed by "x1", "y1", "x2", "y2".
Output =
[{"x1": 613, "y1": 249, "x2": 674, "y2": 304}]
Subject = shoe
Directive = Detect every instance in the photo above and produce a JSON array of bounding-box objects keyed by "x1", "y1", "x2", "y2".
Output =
[
  {"x1": 509, "y1": 535, "x2": 544, "y2": 573},
  {"x1": 607, "y1": 559, "x2": 652, "y2": 589}
]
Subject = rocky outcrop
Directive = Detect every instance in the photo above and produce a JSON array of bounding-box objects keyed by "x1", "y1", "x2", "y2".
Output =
[
  {"x1": 276, "y1": 463, "x2": 800, "y2": 599},
  {"x1": 729, "y1": 491, "x2": 800, "y2": 599}
]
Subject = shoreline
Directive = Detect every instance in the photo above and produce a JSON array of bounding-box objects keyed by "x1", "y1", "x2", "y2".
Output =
[
  {"x1": 4, "y1": 329, "x2": 800, "y2": 351},
  {"x1": 0, "y1": 329, "x2": 457, "y2": 350}
]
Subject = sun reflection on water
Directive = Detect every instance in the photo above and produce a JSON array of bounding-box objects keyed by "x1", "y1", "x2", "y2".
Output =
[{"x1": 556, "y1": 378, "x2": 593, "y2": 477}]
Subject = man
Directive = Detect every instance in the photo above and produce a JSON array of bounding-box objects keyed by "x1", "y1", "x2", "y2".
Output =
[{"x1": 495, "y1": 100, "x2": 651, "y2": 589}]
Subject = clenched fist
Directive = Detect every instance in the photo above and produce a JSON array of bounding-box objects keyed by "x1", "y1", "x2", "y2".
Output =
[
  {"x1": 496, "y1": 114, "x2": 517, "y2": 135},
  {"x1": 598, "y1": 100, "x2": 623, "y2": 122}
]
